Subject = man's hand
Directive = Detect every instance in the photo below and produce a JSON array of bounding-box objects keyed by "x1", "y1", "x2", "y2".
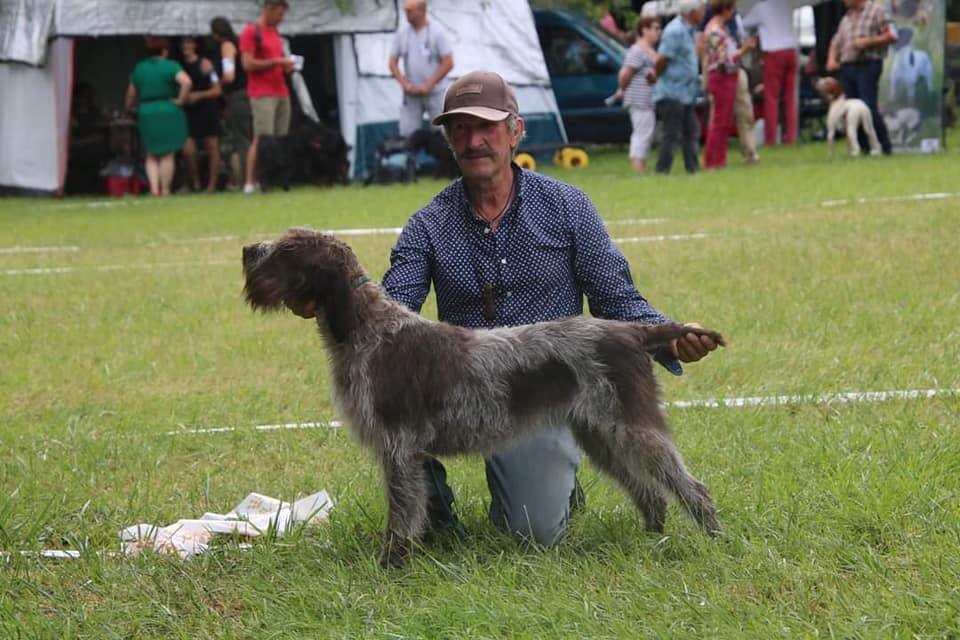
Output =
[
  {"x1": 278, "y1": 58, "x2": 295, "y2": 74},
  {"x1": 671, "y1": 322, "x2": 720, "y2": 363}
]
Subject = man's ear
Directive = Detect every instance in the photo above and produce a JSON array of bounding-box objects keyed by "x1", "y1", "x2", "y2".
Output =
[{"x1": 510, "y1": 116, "x2": 526, "y2": 150}]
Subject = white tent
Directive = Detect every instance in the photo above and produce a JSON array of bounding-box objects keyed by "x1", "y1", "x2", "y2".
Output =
[{"x1": 0, "y1": 0, "x2": 565, "y2": 193}]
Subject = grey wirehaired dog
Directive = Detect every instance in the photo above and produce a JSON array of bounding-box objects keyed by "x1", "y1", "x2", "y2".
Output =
[{"x1": 242, "y1": 228, "x2": 726, "y2": 567}]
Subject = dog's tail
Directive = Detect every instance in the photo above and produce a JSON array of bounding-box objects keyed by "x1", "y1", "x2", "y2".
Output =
[{"x1": 638, "y1": 322, "x2": 726, "y2": 353}]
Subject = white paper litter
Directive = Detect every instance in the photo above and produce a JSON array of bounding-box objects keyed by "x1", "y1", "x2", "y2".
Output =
[{"x1": 120, "y1": 490, "x2": 333, "y2": 559}]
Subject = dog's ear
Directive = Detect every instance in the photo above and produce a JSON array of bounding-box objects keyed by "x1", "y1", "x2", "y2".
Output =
[
  {"x1": 283, "y1": 235, "x2": 357, "y2": 342},
  {"x1": 316, "y1": 264, "x2": 356, "y2": 342}
]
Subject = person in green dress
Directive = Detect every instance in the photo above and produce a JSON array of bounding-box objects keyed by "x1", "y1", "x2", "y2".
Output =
[{"x1": 124, "y1": 36, "x2": 192, "y2": 196}]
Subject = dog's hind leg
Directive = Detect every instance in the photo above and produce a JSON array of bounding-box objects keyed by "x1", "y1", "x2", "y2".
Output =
[
  {"x1": 861, "y1": 111, "x2": 882, "y2": 156},
  {"x1": 379, "y1": 452, "x2": 429, "y2": 567},
  {"x1": 622, "y1": 429, "x2": 721, "y2": 536},
  {"x1": 573, "y1": 426, "x2": 668, "y2": 533},
  {"x1": 846, "y1": 118, "x2": 862, "y2": 156}
]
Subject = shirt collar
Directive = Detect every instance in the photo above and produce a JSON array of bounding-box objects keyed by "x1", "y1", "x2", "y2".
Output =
[{"x1": 457, "y1": 163, "x2": 525, "y2": 224}]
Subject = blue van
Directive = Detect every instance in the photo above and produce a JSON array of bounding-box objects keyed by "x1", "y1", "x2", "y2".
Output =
[{"x1": 532, "y1": 7, "x2": 632, "y2": 144}]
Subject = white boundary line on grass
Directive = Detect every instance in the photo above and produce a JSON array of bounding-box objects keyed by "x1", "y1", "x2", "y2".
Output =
[
  {"x1": 166, "y1": 420, "x2": 344, "y2": 436},
  {"x1": 2, "y1": 232, "x2": 704, "y2": 276},
  {"x1": 614, "y1": 233, "x2": 707, "y2": 243},
  {"x1": 153, "y1": 220, "x2": 672, "y2": 247},
  {"x1": 819, "y1": 192, "x2": 958, "y2": 207},
  {"x1": 1, "y1": 259, "x2": 232, "y2": 276},
  {"x1": 668, "y1": 387, "x2": 958, "y2": 409},
  {"x1": 607, "y1": 218, "x2": 668, "y2": 225},
  {"x1": 0, "y1": 245, "x2": 80, "y2": 254},
  {"x1": 751, "y1": 191, "x2": 959, "y2": 215},
  {"x1": 167, "y1": 388, "x2": 958, "y2": 437}
]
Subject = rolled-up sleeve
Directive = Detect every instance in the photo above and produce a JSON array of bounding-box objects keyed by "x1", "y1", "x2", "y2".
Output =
[
  {"x1": 569, "y1": 193, "x2": 671, "y2": 324},
  {"x1": 382, "y1": 214, "x2": 433, "y2": 312}
]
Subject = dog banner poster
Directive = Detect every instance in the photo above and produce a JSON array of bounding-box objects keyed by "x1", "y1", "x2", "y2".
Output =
[{"x1": 881, "y1": 0, "x2": 946, "y2": 152}]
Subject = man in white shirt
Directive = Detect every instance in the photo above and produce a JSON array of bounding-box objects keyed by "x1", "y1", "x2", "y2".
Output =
[
  {"x1": 388, "y1": 0, "x2": 455, "y2": 136},
  {"x1": 744, "y1": 0, "x2": 799, "y2": 145}
]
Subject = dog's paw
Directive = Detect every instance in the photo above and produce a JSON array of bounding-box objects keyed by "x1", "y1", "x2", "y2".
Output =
[{"x1": 379, "y1": 536, "x2": 412, "y2": 568}]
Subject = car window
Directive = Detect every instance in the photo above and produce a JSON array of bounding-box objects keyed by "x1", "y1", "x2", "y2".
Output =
[{"x1": 538, "y1": 26, "x2": 617, "y2": 76}]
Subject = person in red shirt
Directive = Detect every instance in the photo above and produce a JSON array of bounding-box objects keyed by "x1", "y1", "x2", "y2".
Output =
[{"x1": 239, "y1": 0, "x2": 295, "y2": 193}]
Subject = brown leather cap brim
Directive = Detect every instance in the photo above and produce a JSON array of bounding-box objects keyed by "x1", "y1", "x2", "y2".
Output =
[{"x1": 432, "y1": 106, "x2": 512, "y2": 126}]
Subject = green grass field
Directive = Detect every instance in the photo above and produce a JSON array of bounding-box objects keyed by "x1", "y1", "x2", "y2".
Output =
[{"x1": 2, "y1": 139, "x2": 959, "y2": 638}]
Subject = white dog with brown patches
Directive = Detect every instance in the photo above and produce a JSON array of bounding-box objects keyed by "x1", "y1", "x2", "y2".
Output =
[{"x1": 816, "y1": 77, "x2": 882, "y2": 158}]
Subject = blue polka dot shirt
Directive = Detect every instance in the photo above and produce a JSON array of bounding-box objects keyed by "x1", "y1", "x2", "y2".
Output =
[{"x1": 382, "y1": 166, "x2": 683, "y2": 374}]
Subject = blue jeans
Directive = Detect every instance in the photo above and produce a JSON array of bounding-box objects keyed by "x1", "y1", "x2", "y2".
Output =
[
  {"x1": 425, "y1": 427, "x2": 581, "y2": 546},
  {"x1": 655, "y1": 99, "x2": 700, "y2": 174},
  {"x1": 840, "y1": 60, "x2": 892, "y2": 154}
]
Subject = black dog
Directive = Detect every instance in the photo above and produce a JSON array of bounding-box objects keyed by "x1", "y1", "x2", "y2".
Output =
[
  {"x1": 408, "y1": 128, "x2": 460, "y2": 179},
  {"x1": 257, "y1": 121, "x2": 350, "y2": 191}
]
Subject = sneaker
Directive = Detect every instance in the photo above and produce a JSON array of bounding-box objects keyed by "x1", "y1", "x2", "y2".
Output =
[{"x1": 242, "y1": 183, "x2": 256, "y2": 194}]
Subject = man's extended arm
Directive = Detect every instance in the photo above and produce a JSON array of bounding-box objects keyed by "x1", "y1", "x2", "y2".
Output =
[
  {"x1": 569, "y1": 192, "x2": 717, "y2": 366},
  {"x1": 382, "y1": 214, "x2": 432, "y2": 312}
]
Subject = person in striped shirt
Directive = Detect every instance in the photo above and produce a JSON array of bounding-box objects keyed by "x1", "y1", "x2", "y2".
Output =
[{"x1": 615, "y1": 17, "x2": 662, "y2": 174}]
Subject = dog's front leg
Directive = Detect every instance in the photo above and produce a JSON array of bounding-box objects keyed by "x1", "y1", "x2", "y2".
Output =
[{"x1": 379, "y1": 452, "x2": 429, "y2": 568}]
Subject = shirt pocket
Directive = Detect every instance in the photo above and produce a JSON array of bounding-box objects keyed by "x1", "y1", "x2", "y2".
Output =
[{"x1": 509, "y1": 234, "x2": 574, "y2": 294}]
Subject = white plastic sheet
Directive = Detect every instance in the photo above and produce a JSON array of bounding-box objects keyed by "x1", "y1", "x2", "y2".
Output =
[{"x1": 120, "y1": 490, "x2": 334, "y2": 559}]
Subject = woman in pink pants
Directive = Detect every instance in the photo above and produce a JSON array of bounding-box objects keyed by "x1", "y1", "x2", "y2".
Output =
[
  {"x1": 704, "y1": 0, "x2": 757, "y2": 168},
  {"x1": 744, "y1": 0, "x2": 799, "y2": 144}
]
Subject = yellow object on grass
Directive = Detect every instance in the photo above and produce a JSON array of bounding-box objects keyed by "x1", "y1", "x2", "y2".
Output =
[
  {"x1": 552, "y1": 146, "x2": 590, "y2": 168},
  {"x1": 515, "y1": 153, "x2": 537, "y2": 171}
]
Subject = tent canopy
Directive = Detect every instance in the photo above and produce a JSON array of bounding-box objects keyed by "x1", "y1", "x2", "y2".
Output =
[{"x1": 0, "y1": 0, "x2": 398, "y2": 65}]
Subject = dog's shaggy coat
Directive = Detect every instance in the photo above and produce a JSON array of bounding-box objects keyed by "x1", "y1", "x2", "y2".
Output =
[{"x1": 242, "y1": 228, "x2": 725, "y2": 566}]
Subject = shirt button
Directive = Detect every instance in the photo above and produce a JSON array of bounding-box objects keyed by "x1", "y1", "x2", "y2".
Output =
[{"x1": 484, "y1": 228, "x2": 490, "y2": 234}]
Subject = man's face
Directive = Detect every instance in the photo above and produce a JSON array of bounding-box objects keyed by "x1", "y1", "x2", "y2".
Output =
[
  {"x1": 264, "y1": 3, "x2": 288, "y2": 26},
  {"x1": 690, "y1": 5, "x2": 706, "y2": 25},
  {"x1": 445, "y1": 114, "x2": 523, "y2": 181},
  {"x1": 404, "y1": 1, "x2": 426, "y2": 27}
]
